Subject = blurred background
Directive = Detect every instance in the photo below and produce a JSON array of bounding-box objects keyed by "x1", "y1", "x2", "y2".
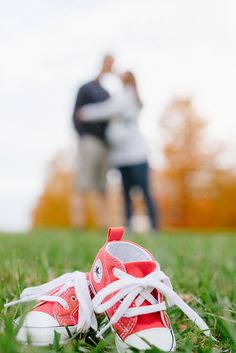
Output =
[{"x1": 1, "y1": 0, "x2": 236, "y2": 232}]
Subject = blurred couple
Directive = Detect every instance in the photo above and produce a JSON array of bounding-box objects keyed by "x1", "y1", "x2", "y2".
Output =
[{"x1": 72, "y1": 55, "x2": 157, "y2": 231}]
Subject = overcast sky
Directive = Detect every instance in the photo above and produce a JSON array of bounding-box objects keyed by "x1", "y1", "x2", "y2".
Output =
[{"x1": 0, "y1": 0, "x2": 236, "y2": 231}]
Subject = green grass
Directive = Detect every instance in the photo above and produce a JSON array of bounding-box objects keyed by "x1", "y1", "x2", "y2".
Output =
[{"x1": 0, "y1": 229, "x2": 235, "y2": 353}]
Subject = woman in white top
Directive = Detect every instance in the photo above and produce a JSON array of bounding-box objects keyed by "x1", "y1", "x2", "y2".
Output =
[{"x1": 79, "y1": 71, "x2": 157, "y2": 229}]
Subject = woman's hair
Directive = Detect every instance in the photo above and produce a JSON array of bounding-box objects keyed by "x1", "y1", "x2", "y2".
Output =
[
  {"x1": 121, "y1": 71, "x2": 143, "y2": 108},
  {"x1": 121, "y1": 71, "x2": 137, "y2": 89}
]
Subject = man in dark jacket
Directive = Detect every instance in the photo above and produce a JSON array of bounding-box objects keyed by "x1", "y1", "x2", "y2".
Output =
[{"x1": 72, "y1": 55, "x2": 114, "y2": 228}]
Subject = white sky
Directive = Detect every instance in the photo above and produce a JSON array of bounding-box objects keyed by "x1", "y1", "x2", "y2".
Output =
[{"x1": 0, "y1": 0, "x2": 236, "y2": 231}]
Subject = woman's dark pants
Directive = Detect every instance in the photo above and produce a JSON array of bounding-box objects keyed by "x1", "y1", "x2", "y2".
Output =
[{"x1": 119, "y1": 162, "x2": 158, "y2": 229}]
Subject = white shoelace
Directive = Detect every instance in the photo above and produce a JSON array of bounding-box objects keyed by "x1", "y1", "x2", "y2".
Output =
[
  {"x1": 5, "y1": 271, "x2": 97, "y2": 332},
  {"x1": 93, "y1": 268, "x2": 213, "y2": 339}
]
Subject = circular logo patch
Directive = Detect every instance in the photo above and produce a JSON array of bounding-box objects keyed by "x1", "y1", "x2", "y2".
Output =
[{"x1": 93, "y1": 259, "x2": 103, "y2": 283}]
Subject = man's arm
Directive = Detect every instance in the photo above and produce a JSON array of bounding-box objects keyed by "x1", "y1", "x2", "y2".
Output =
[{"x1": 73, "y1": 86, "x2": 87, "y2": 122}]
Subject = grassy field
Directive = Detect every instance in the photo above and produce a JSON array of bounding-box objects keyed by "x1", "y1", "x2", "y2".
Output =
[{"x1": 0, "y1": 229, "x2": 235, "y2": 353}]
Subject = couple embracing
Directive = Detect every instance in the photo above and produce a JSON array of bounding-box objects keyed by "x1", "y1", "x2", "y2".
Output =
[{"x1": 73, "y1": 55, "x2": 157, "y2": 231}]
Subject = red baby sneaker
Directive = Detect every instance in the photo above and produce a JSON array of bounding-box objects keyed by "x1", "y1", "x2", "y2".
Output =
[
  {"x1": 5, "y1": 271, "x2": 96, "y2": 346},
  {"x1": 90, "y1": 227, "x2": 213, "y2": 352}
]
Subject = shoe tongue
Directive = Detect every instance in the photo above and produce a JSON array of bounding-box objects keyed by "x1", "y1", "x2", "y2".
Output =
[{"x1": 124, "y1": 260, "x2": 157, "y2": 278}]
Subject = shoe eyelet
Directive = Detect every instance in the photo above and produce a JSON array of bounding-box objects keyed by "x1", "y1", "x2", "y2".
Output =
[
  {"x1": 112, "y1": 268, "x2": 117, "y2": 275},
  {"x1": 71, "y1": 295, "x2": 77, "y2": 302}
]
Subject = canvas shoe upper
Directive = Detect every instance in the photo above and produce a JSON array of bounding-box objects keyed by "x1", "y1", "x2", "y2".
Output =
[
  {"x1": 90, "y1": 227, "x2": 213, "y2": 352},
  {"x1": 5, "y1": 271, "x2": 96, "y2": 346}
]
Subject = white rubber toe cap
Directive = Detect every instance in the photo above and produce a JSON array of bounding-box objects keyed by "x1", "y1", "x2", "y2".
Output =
[
  {"x1": 117, "y1": 328, "x2": 176, "y2": 352},
  {"x1": 22, "y1": 311, "x2": 59, "y2": 328},
  {"x1": 16, "y1": 311, "x2": 63, "y2": 346}
]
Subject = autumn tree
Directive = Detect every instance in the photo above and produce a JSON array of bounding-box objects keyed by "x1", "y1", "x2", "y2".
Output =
[
  {"x1": 32, "y1": 153, "x2": 73, "y2": 228},
  {"x1": 159, "y1": 97, "x2": 236, "y2": 228}
]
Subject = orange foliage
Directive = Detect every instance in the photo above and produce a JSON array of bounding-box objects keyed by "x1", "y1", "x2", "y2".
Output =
[
  {"x1": 158, "y1": 98, "x2": 236, "y2": 228},
  {"x1": 32, "y1": 154, "x2": 73, "y2": 228}
]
